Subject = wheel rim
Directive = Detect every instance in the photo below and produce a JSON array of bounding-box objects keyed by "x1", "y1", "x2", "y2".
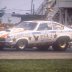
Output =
[
  {"x1": 59, "y1": 42, "x2": 66, "y2": 49},
  {"x1": 18, "y1": 41, "x2": 25, "y2": 49}
]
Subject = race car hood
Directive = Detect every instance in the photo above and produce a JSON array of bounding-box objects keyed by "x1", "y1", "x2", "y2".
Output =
[
  {"x1": 0, "y1": 28, "x2": 25, "y2": 39},
  {"x1": 0, "y1": 31, "x2": 8, "y2": 38},
  {"x1": 9, "y1": 28, "x2": 25, "y2": 33}
]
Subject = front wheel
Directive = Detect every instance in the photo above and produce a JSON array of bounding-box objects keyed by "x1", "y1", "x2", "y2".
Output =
[{"x1": 16, "y1": 39, "x2": 28, "y2": 50}]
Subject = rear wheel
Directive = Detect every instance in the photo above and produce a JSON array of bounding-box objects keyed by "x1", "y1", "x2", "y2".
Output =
[
  {"x1": 52, "y1": 38, "x2": 69, "y2": 51},
  {"x1": 16, "y1": 39, "x2": 28, "y2": 50}
]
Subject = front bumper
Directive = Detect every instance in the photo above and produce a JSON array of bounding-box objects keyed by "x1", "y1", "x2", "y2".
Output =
[{"x1": 0, "y1": 38, "x2": 16, "y2": 48}]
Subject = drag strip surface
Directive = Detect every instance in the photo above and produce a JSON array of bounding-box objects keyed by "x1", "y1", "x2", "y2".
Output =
[{"x1": 0, "y1": 48, "x2": 72, "y2": 59}]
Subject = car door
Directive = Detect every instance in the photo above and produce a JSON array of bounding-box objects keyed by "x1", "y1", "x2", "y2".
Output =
[
  {"x1": 41, "y1": 22, "x2": 57, "y2": 42},
  {"x1": 37, "y1": 23, "x2": 52, "y2": 43}
]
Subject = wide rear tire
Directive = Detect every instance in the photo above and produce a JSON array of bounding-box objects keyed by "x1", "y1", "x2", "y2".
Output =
[{"x1": 52, "y1": 38, "x2": 69, "y2": 51}]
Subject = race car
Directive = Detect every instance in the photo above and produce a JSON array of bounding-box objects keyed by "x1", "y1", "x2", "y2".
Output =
[{"x1": 0, "y1": 20, "x2": 72, "y2": 51}]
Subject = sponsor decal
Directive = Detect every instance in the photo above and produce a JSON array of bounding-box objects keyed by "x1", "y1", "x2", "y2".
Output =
[
  {"x1": 33, "y1": 35, "x2": 39, "y2": 41},
  {"x1": 40, "y1": 34, "x2": 49, "y2": 39},
  {"x1": 28, "y1": 37, "x2": 32, "y2": 40},
  {"x1": 32, "y1": 32, "x2": 40, "y2": 41},
  {"x1": 0, "y1": 34, "x2": 8, "y2": 38},
  {"x1": 54, "y1": 34, "x2": 57, "y2": 38}
]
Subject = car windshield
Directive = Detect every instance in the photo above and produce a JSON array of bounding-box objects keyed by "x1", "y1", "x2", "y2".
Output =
[{"x1": 16, "y1": 21, "x2": 37, "y2": 30}]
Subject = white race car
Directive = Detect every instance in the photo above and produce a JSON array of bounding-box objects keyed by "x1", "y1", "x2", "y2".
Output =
[{"x1": 0, "y1": 20, "x2": 72, "y2": 51}]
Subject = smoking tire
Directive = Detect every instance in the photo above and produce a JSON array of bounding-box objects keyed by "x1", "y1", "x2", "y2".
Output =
[
  {"x1": 16, "y1": 39, "x2": 28, "y2": 50},
  {"x1": 52, "y1": 37, "x2": 69, "y2": 51}
]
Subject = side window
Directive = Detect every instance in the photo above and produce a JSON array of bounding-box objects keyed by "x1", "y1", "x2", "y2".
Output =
[
  {"x1": 53, "y1": 23, "x2": 64, "y2": 30},
  {"x1": 37, "y1": 23, "x2": 52, "y2": 31}
]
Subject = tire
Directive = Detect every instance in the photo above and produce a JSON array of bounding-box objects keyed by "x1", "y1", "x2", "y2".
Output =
[
  {"x1": 52, "y1": 38, "x2": 69, "y2": 51},
  {"x1": 16, "y1": 39, "x2": 28, "y2": 50}
]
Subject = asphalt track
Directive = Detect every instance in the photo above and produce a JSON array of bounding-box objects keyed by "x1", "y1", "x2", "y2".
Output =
[{"x1": 0, "y1": 47, "x2": 72, "y2": 59}]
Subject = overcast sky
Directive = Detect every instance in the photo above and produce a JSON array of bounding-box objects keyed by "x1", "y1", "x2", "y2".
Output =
[{"x1": 0, "y1": 0, "x2": 43, "y2": 14}]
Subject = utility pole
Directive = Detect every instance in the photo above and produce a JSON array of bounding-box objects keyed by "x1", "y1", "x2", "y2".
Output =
[
  {"x1": 32, "y1": 4, "x2": 34, "y2": 15},
  {"x1": 31, "y1": 0, "x2": 34, "y2": 14}
]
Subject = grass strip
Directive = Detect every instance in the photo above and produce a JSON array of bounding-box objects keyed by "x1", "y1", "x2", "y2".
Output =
[{"x1": 0, "y1": 59, "x2": 72, "y2": 72}]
